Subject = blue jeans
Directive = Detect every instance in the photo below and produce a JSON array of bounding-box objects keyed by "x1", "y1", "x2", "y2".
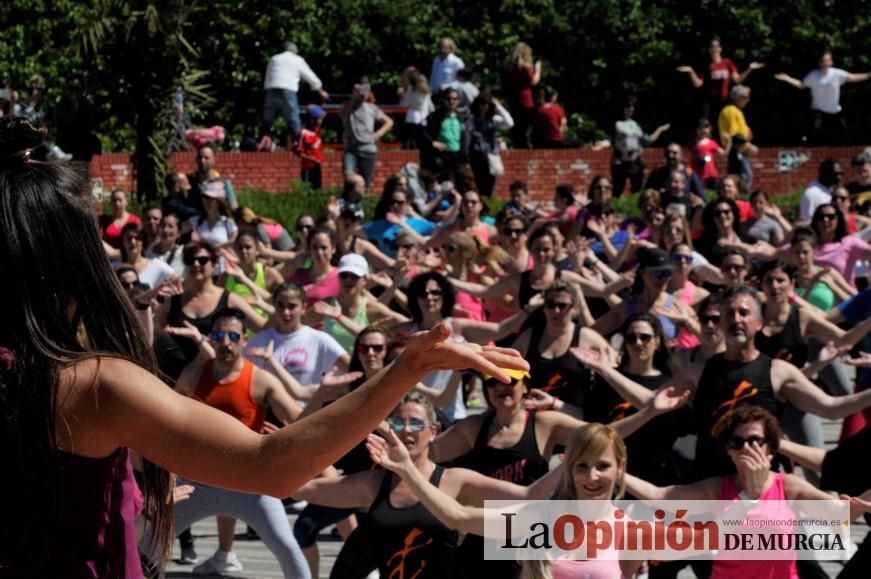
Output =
[
  {"x1": 262, "y1": 88, "x2": 301, "y2": 139},
  {"x1": 343, "y1": 151, "x2": 376, "y2": 189},
  {"x1": 727, "y1": 147, "x2": 753, "y2": 191}
]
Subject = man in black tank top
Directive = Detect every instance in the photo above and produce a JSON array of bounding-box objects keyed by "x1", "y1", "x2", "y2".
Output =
[{"x1": 691, "y1": 286, "x2": 871, "y2": 480}]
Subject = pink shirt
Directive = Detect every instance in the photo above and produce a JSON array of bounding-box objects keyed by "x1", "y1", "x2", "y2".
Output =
[
  {"x1": 290, "y1": 266, "x2": 340, "y2": 306},
  {"x1": 813, "y1": 235, "x2": 871, "y2": 286}
]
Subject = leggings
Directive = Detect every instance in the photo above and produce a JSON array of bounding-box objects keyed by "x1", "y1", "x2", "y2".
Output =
[{"x1": 173, "y1": 480, "x2": 311, "y2": 579}]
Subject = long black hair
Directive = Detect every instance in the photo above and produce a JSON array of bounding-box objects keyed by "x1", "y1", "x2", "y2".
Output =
[
  {"x1": 811, "y1": 203, "x2": 849, "y2": 243},
  {"x1": 0, "y1": 118, "x2": 172, "y2": 571},
  {"x1": 406, "y1": 271, "x2": 456, "y2": 323}
]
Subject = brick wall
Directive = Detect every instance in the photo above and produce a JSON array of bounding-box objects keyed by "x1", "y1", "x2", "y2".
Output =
[{"x1": 89, "y1": 146, "x2": 866, "y2": 200}]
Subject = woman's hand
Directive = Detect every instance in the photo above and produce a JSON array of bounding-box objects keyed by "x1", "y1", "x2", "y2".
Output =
[
  {"x1": 312, "y1": 300, "x2": 342, "y2": 319},
  {"x1": 246, "y1": 339, "x2": 275, "y2": 361},
  {"x1": 842, "y1": 352, "x2": 871, "y2": 368},
  {"x1": 366, "y1": 431, "x2": 414, "y2": 477},
  {"x1": 735, "y1": 440, "x2": 772, "y2": 499},
  {"x1": 173, "y1": 484, "x2": 196, "y2": 504},
  {"x1": 524, "y1": 388, "x2": 556, "y2": 411},
  {"x1": 164, "y1": 321, "x2": 205, "y2": 343},
  {"x1": 400, "y1": 322, "x2": 528, "y2": 382},
  {"x1": 224, "y1": 259, "x2": 248, "y2": 280},
  {"x1": 649, "y1": 386, "x2": 691, "y2": 415},
  {"x1": 319, "y1": 366, "x2": 364, "y2": 400},
  {"x1": 570, "y1": 347, "x2": 618, "y2": 372}
]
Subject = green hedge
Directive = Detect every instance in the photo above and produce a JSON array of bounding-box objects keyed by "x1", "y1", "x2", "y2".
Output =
[{"x1": 118, "y1": 185, "x2": 805, "y2": 230}]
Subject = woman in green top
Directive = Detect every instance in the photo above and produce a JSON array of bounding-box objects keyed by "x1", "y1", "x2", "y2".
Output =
[
  {"x1": 312, "y1": 253, "x2": 409, "y2": 353},
  {"x1": 789, "y1": 227, "x2": 855, "y2": 312},
  {"x1": 221, "y1": 231, "x2": 284, "y2": 321}
]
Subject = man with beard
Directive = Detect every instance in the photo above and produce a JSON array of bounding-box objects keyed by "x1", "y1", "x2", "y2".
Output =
[{"x1": 165, "y1": 308, "x2": 308, "y2": 577}]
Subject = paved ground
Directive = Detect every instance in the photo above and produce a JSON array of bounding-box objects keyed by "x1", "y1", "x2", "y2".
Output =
[{"x1": 164, "y1": 419, "x2": 867, "y2": 578}]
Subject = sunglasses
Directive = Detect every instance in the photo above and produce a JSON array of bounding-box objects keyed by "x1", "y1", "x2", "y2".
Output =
[
  {"x1": 714, "y1": 209, "x2": 733, "y2": 217},
  {"x1": 386, "y1": 417, "x2": 427, "y2": 432},
  {"x1": 183, "y1": 255, "x2": 212, "y2": 266},
  {"x1": 120, "y1": 280, "x2": 137, "y2": 290},
  {"x1": 818, "y1": 212, "x2": 838, "y2": 221},
  {"x1": 391, "y1": 198, "x2": 407, "y2": 205},
  {"x1": 124, "y1": 234, "x2": 142, "y2": 241},
  {"x1": 484, "y1": 378, "x2": 520, "y2": 389},
  {"x1": 421, "y1": 288, "x2": 444, "y2": 298},
  {"x1": 700, "y1": 314, "x2": 721, "y2": 326},
  {"x1": 211, "y1": 330, "x2": 242, "y2": 343},
  {"x1": 545, "y1": 300, "x2": 573, "y2": 311},
  {"x1": 672, "y1": 254, "x2": 693, "y2": 264},
  {"x1": 296, "y1": 223, "x2": 314, "y2": 231},
  {"x1": 625, "y1": 332, "x2": 653, "y2": 345},
  {"x1": 502, "y1": 227, "x2": 526, "y2": 236},
  {"x1": 358, "y1": 343, "x2": 386, "y2": 354},
  {"x1": 725, "y1": 434, "x2": 766, "y2": 451},
  {"x1": 339, "y1": 272, "x2": 361, "y2": 281}
]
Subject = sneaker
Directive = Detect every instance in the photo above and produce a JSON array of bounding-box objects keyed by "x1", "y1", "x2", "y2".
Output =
[
  {"x1": 179, "y1": 546, "x2": 198, "y2": 565},
  {"x1": 192, "y1": 550, "x2": 243, "y2": 575},
  {"x1": 285, "y1": 499, "x2": 308, "y2": 513}
]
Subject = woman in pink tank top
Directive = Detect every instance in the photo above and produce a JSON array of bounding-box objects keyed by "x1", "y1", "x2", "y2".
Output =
[
  {"x1": 626, "y1": 405, "x2": 871, "y2": 579},
  {"x1": 668, "y1": 243, "x2": 709, "y2": 350}
]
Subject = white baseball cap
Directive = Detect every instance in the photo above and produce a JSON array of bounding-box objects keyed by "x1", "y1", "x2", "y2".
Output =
[{"x1": 338, "y1": 253, "x2": 369, "y2": 278}]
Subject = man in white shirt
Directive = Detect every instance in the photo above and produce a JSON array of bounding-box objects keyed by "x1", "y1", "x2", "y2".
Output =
[
  {"x1": 799, "y1": 159, "x2": 844, "y2": 222},
  {"x1": 261, "y1": 41, "x2": 329, "y2": 145},
  {"x1": 429, "y1": 37, "x2": 464, "y2": 95},
  {"x1": 776, "y1": 51, "x2": 871, "y2": 145}
]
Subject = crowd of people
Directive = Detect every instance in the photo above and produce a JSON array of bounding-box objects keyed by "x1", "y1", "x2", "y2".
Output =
[{"x1": 2, "y1": 34, "x2": 871, "y2": 579}]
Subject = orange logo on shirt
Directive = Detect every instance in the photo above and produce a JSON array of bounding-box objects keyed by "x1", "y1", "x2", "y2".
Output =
[
  {"x1": 386, "y1": 527, "x2": 433, "y2": 579},
  {"x1": 713, "y1": 380, "x2": 759, "y2": 428},
  {"x1": 610, "y1": 400, "x2": 635, "y2": 421}
]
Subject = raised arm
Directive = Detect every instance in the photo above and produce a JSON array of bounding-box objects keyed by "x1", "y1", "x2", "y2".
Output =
[
  {"x1": 845, "y1": 72, "x2": 871, "y2": 84},
  {"x1": 453, "y1": 297, "x2": 541, "y2": 344},
  {"x1": 775, "y1": 359, "x2": 871, "y2": 420},
  {"x1": 625, "y1": 473, "x2": 719, "y2": 501},
  {"x1": 676, "y1": 66, "x2": 703, "y2": 88},
  {"x1": 450, "y1": 273, "x2": 518, "y2": 300},
  {"x1": 778, "y1": 438, "x2": 826, "y2": 473},
  {"x1": 83, "y1": 323, "x2": 529, "y2": 498},
  {"x1": 774, "y1": 73, "x2": 805, "y2": 89},
  {"x1": 736, "y1": 62, "x2": 765, "y2": 84}
]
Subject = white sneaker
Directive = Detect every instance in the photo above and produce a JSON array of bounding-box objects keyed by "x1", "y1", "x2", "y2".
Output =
[{"x1": 192, "y1": 550, "x2": 243, "y2": 575}]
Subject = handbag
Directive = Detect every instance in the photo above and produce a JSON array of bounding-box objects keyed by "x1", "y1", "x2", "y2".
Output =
[{"x1": 487, "y1": 152, "x2": 505, "y2": 177}]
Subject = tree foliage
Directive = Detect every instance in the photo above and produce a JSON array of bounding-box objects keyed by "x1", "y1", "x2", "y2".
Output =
[{"x1": 1, "y1": 1, "x2": 869, "y2": 194}]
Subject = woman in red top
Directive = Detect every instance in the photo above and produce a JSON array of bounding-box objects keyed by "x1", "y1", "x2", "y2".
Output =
[
  {"x1": 532, "y1": 86, "x2": 568, "y2": 148},
  {"x1": 101, "y1": 188, "x2": 141, "y2": 249},
  {"x1": 503, "y1": 42, "x2": 540, "y2": 149}
]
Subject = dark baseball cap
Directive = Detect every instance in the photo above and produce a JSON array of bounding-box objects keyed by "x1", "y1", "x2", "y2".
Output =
[{"x1": 637, "y1": 247, "x2": 674, "y2": 274}]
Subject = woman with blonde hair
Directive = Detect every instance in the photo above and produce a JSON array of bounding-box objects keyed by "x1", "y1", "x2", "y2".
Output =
[
  {"x1": 504, "y1": 42, "x2": 541, "y2": 148},
  {"x1": 399, "y1": 68, "x2": 435, "y2": 149},
  {"x1": 366, "y1": 422, "x2": 644, "y2": 579}
]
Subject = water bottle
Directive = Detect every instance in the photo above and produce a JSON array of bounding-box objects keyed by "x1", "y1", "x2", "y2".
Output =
[{"x1": 856, "y1": 260, "x2": 869, "y2": 291}]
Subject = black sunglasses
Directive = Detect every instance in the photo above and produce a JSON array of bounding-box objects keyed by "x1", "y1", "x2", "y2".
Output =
[
  {"x1": 183, "y1": 255, "x2": 212, "y2": 266},
  {"x1": 211, "y1": 330, "x2": 242, "y2": 343},
  {"x1": 818, "y1": 212, "x2": 838, "y2": 221},
  {"x1": 339, "y1": 272, "x2": 361, "y2": 281},
  {"x1": 421, "y1": 288, "x2": 444, "y2": 298},
  {"x1": 358, "y1": 343, "x2": 386, "y2": 354},
  {"x1": 725, "y1": 434, "x2": 766, "y2": 451},
  {"x1": 502, "y1": 227, "x2": 526, "y2": 236},
  {"x1": 545, "y1": 300, "x2": 573, "y2": 311},
  {"x1": 700, "y1": 314, "x2": 721, "y2": 326},
  {"x1": 625, "y1": 332, "x2": 653, "y2": 345},
  {"x1": 296, "y1": 223, "x2": 314, "y2": 231}
]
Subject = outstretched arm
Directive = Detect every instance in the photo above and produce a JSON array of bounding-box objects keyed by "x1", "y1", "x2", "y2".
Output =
[
  {"x1": 776, "y1": 359, "x2": 871, "y2": 420},
  {"x1": 774, "y1": 73, "x2": 805, "y2": 89},
  {"x1": 676, "y1": 66, "x2": 703, "y2": 88},
  {"x1": 76, "y1": 323, "x2": 530, "y2": 498}
]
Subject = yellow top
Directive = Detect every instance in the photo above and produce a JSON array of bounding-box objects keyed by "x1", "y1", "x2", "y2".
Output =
[{"x1": 718, "y1": 104, "x2": 749, "y2": 143}]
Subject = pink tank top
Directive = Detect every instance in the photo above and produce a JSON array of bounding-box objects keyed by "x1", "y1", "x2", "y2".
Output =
[
  {"x1": 712, "y1": 473, "x2": 799, "y2": 579},
  {"x1": 454, "y1": 271, "x2": 486, "y2": 321},
  {"x1": 674, "y1": 280, "x2": 700, "y2": 350},
  {"x1": 551, "y1": 554, "x2": 624, "y2": 579}
]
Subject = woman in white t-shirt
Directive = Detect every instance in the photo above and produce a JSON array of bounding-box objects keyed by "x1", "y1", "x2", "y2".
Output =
[
  {"x1": 399, "y1": 68, "x2": 435, "y2": 150},
  {"x1": 113, "y1": 221, "x2": 174, "y2": 288},
  {"x1": 187, "y1": 181, "x2": 239, "y2": 248}
]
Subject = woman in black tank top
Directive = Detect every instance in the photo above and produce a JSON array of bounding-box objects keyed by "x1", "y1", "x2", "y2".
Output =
[
  {"x1": 295, "y1": 394, "x2": 567, "y2": 578},
  {"x1": 511, "y1": 281, "x2": 613, "y2": 408},
  {"x1": 756, "y1": 260, "x2": 864, "y2": 371},
  {"x1": 584, "y1": 314, "x2": 693, "y2": 486},
  {"x1": 156, "y1": 241, "x2": 267, "y2": 363}
]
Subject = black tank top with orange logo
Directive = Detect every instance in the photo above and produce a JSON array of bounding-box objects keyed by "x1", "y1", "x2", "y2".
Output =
[
  {"x1": 692, "y1": 352, "x2": 783, "y2": 479},
  {"x1": 754, "y1": 305, "x2": 809, "y2": 369},
  {"x1": 368, "y1": 466, "x2": 457, "y2": 578}
]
